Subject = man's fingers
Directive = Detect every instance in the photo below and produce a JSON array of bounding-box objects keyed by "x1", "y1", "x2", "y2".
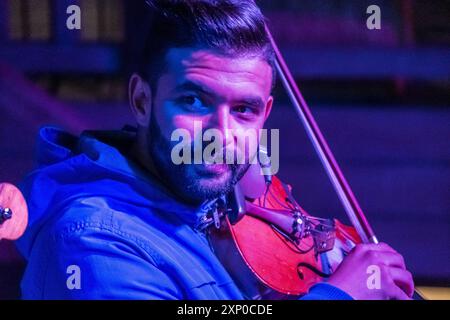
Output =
[
  {"x1": 354, "y1": 242, "x2": 398, "y2": 255},
  {"x1": 386, "y1": 282, "x2": 412, "y2": 300},
  {"x1": 368, "y1": 242, "x2": 397, "y2": 253},
  {"x1": 387, "y1": 266, "x2": 415, "y2": 298},
  {"x1": 380, "y1": 252, "x2": 406, "y2": 269},
  {"x1": 358, "y1": 248, "x2": 406, "y2": 270}
]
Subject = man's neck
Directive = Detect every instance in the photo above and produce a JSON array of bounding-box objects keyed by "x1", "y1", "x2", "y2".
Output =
[
  {"x1": 129, "y1": 130, "x2": 210, "y2": 207},
  {"x1": 130, "y1": 136, "x2": 160, "y2": 181}
]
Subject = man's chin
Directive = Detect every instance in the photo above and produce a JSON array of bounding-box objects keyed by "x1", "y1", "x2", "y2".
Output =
[
  {"x1": 194, "y1": 168, "x2": 232, "y2": 191},
  {"x1": 194, "y1": 163, "x2": 229, "y2": 176},
  {"x1": 181, "y1": 167, "x2": 234, "y2": 202}
]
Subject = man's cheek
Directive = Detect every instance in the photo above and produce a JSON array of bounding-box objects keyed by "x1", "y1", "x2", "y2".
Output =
[{"x1": 157, "y1": 101, "x2": 190, "y2": 133}]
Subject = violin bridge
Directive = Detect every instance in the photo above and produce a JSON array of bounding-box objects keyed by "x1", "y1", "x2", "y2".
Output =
[{"x1": 310, "y1": 218, "x2": 336, "y2": 254}]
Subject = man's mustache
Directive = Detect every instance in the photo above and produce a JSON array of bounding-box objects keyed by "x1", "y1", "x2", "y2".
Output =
[{"x1": 188, "y1": 143, "x2": 248, "y2": 166}]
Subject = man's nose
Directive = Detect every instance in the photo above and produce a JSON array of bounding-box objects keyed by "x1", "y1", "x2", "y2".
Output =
[{"x1": 207, "y1": 104, "x2": 234, "y2": 147}]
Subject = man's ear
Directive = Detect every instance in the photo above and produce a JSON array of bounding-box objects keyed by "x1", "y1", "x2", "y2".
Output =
[
  {"x1": 128, "y1": 73, "x2": 152, "y2": 127},
  {"x1": 263, "y1": 95, "x2": 274, "y2": 122}
]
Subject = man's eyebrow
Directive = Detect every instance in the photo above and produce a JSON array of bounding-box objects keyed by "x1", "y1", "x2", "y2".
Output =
[
  {"x1": 236, "y1": 97, "x2": 265, "y2": 109},
  {"x1": 173, "y1": 80, "x2": 265, "y2": 109},
  {"x1": 173, "y1": 81, "x2": 214, "y2": 96}
]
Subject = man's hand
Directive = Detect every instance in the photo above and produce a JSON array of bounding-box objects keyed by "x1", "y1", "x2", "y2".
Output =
[{"x1": 327, "y1": 242, "x2": 414, "y2": 300}]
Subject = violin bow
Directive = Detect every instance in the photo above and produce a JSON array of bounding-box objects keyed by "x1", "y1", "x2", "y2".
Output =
[
  {"x1": 265, "y1": 25, "x2": 377, "y2": 245},
  {"x1": 265, "y1": 25, "x2": 427, "y2": 300}
]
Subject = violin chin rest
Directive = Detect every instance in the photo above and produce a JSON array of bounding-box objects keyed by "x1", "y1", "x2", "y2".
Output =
[{"x1": 237, "y1": 161, "x2": 267, "y2": 200}]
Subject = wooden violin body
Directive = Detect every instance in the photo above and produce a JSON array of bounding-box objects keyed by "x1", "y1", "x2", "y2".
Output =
[{"x1": 210, "y1": 175, "x2": 361, "y2": 299}]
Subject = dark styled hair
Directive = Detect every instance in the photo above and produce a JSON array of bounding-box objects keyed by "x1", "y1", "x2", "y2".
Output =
[{"x1": 137, "y1": 0, "x2": 275, "y2": 90}]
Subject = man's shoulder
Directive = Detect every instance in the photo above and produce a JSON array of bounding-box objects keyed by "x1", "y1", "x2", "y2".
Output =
[{"x1": 47, "y1": 195, "x2": 174, "y2": 255}]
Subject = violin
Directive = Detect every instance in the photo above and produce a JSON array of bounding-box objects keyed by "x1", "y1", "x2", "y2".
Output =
[
  {"x1": 205, "y1": 25, "x2": 425, "y2": 300},
  {"x1": 206, "y1": 161, "x2": 361, "y2": 299},
  {"x1": 0, "y1": 183, "x2": 28, "y2": 241}
]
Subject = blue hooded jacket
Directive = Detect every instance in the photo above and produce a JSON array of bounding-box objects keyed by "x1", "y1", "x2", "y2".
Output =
[{"x1": 16, "y1": 126, "x2": 352, "y2": 300}]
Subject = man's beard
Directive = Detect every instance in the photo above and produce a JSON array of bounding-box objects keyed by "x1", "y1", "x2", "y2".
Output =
[{"x1": 146, "y1": 115, "x2": 249, "y2": 205}]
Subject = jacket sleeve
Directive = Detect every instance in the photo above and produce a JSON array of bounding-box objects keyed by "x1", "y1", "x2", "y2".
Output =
[
  {"x1": 299, "y1": 283, "x2": 354, "y2": 300},
  {"x1": 34, "y1": 224, "x2": 182, "y2": 300}
]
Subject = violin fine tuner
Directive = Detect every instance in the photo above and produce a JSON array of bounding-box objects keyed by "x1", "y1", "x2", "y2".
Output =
[{"x1": 292, "y1": 210, "x2": 336, "y2": 253}]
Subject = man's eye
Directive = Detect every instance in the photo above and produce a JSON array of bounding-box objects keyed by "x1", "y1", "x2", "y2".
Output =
[
  {"x1": 178, "y1": 95, "x2": 204, "y2": 109},
  {"x1": 234, "y1": 105, "x2": 252, "y2": 114}
]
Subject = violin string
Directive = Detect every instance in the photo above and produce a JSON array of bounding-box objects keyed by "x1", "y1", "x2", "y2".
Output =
[
  {"x1": 285, "y1": 196, "x2": 301, "y2": 211},
  {"x1": 270, "y1": 224, "x2": 315, "y2": 254},
  {"x1": 305, "y1": 216, "x2": 335, "y2": 231},
  {"x1": 267, "y1": 187, "x2": 295, "y2": 211},
  {"x1": 262, "y1": 184, "x2": 270, "y2": 208},
  {"x1": 262, "y1": 185, "x2": 331, "y2": 255}
]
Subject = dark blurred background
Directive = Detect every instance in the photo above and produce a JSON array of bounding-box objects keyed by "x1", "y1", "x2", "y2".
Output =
[{"x1": 0, "y1": 0, "x2": 449, "y2": 299}]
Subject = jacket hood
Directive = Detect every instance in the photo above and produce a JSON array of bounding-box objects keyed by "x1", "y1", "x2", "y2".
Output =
[{"x1": 16, "y1": 126, "x2": 203, "y2": 258}]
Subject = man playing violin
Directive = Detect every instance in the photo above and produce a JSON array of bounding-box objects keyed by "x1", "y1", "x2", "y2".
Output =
[{"x1": 16, "y1": 0, "x2": 414, "y2": 300}]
